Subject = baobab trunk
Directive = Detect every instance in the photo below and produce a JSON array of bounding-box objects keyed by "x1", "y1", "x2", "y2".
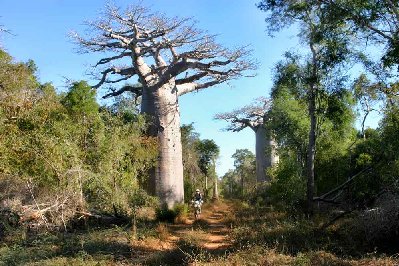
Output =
[
  {"x1": 266, "y1": 132, "x2": 279, "y2": 167},
  {"x1": 141, "y1": 83, "x2": 184, "y2": 208},
  {"x1": 255, "y1": 126, "x2": 279, "y2": 183},
  {"x1": 255, "y1": 126, "x2": 268, "y2": 182}
]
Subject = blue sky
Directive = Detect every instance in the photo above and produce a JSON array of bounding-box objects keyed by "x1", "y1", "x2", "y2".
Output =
[{"x1": 0, "y1": 0, "x2": 378, "y2": 176}]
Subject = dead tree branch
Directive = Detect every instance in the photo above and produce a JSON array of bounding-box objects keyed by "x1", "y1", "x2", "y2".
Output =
[{"x1": 313, "y1": 166, "x2": 373, "y2": 202}]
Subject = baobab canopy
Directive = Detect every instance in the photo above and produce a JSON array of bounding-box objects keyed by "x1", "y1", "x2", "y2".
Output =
[{"x1": 70, "y1": 3, "x2": 256, "y2": 96}]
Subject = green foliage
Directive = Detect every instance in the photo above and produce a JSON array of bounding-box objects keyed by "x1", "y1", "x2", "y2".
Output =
[
  {"x1": 129, "y1": 188, "x2": 158, "y2": 210},
  {"x1": 180, "y1": 124, "x2": 220, "y2": 201},
  {"x1": 345, "y1": 104, "x2": 399, "y2": 205},
  {"x1": 264, "y1": 48, "x2": 357, "y2": 210},
  {"x1": 180, "y1": 124, "x2": 204, "y2": 201},
  {"x1": 268, "y1": 155, "x2": 306, "y2": 210},
  {"x1": 220, "y1": 149, "x2": 256, "y2": 199},
  {"x1": 195, "y1": 139, "x2": 219, "y2": 176},
  {"x1": 61, "y1": 81, "x2": 99, "y2": 117},
  {"x1": 220, "y1": 169, "x2": 241, "y2": 199},
  {"x1": 0, "y1": 49, "x2": 158, "y2": 227},
  {"x1": 155, "y1": 203, "x2": 188, "y2": 223}
]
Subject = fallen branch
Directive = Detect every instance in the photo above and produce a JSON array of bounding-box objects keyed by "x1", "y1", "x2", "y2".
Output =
[
  {"x1": 319, "y1": 209, "x2": 354, "y2": 230},
  {"x1": 75, "y1": 211, "x2": 129, "y2": 226},
  {"x1": 26, "y1": 179, "x2": 49, "y2": 229},
  {"x1": 313, "y1": 166, "x2": 372, "y2": 202}
]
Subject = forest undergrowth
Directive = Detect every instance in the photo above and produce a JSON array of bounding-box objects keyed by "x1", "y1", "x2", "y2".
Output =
[{"x1": 1, "y1": 200, "x2": 398, "y2": 266}]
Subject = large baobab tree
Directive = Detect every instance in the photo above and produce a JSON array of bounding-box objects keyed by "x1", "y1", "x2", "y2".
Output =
[
  {"x1": 71, "y1": 3, "x2": 254, "y2": 208},
  {"x1": 215, "y1": 98, "x2": 278, "y2": 183}
]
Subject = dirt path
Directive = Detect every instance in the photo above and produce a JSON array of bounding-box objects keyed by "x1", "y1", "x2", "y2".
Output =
[
  {"x1": 130, "y1": 200, "x2": 235, "y2": 265},
  {"x1": 169, "y1": 200, "x2": 233, "y2": 251}
]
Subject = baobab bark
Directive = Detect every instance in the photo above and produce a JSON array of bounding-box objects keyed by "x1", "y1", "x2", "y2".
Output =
[
  {"x1": 255, "y1": 126, "x2": 268, "y2": 182},
  {"x1": 254, "y1": 126, "x2": 279, "y2": 182},
  {"x1": 141, "y1": 83, "x2": 184, "y2": 208}
]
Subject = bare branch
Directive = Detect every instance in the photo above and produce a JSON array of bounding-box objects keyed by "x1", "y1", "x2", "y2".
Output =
[
  {"x1": 175, "y1": 72, "x2": 208, "y2": 85},
  {"x1": 92, "y1": 66, "x2": 136, "y2": 89},
  {"x1": 102, "y1": 84, "x2": 142, "y2": 99},
  {"x1": 95, "y1": 51, "x2": 131, "y2": 66}
]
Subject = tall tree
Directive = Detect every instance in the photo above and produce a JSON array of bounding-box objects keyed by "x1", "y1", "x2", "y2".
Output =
[
  {"x1": 258, "y1": 0, "x2": 352, "y2": 214},
  {"x1": 232, "y1": 149, "x2": 256, "y2": 197},
  {"x1": 215, "y1": 97, "x2": 278, "y2": 183},
  {"x1": 180, "y1": 123, "x2": 203, "y2": 201},
  {"x1": 269, "y1": 54, "x2": 356, "y2": 208},
  {"x1": 72, "y1": 3, "x2": 254, "y2": 208},
  {"x1": 196, "y1": 139, "x2": 220, "y2": 199}
]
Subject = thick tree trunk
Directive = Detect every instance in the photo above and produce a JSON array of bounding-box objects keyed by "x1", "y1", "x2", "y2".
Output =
[
  {"x1": 268, "y1": 136, "x2": 279, "y2": 166},
  {"x1": 255, "y1": 126, "x2": 279, "y2": 183},
  {"x1": 255, "y1": 126, "x2": 267, "y2": 183},
  {"x1": 141, "y1": 83, "x2": 184, "y2": 209},
  {"x1": 307, "y1": 90, "x2": 316, "y2": 215}
]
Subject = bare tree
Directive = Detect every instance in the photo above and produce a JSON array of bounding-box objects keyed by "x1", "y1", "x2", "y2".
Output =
[
  {"x1": 215, "y1": 97, "x2": 278, "y2": 183},
  {"x1": 71, "y1": 3, "x2": 255, "y2": 208}
]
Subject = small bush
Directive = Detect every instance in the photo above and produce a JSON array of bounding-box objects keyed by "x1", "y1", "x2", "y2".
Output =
[
  {"x1": 267, "y1": 158, "x2": 306, "y2": 211},
  {"x1": 352, "y1": 192, "x2": 399, "y2": 251},
  {"x1": 155, "y1": 223, "x2": 169, "y2": 241},
  {"x1": 155, "y1": 208, "x2": 176, "y2": 223},
  {"x1": 173, "y1": 203, "x2": 188, "y2": 223},
  {"x1": 155, "y1": 203, "x2": 188, "y2": 223}
]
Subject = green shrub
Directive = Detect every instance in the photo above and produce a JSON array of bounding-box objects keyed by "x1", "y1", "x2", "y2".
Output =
[
  {"x1": 155, "y1": 203, "x2": 188, "y2": 223},
  {"x1": 268, "y1": 157, "x2": 306, "y2": 211}
]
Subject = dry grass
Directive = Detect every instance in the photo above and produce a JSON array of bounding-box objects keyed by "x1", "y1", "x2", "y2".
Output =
[
  {"x1": 196, "y1": 246, "x2": 399, "y2": 266},
  {"x1": 155, "y1": 222, "x2": 170, "y2": 241},
  {"x1": 2, "y1": 199, "x2": 399, "y2": 265}
]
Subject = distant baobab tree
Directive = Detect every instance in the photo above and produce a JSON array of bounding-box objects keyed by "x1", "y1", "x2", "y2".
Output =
[{"x1": 215, "y1": 97, "x2": 278, "y2": 182}]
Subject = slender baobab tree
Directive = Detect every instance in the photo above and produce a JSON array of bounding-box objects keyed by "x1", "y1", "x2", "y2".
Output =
[
  {"x1": 215, "y1": 97, "x2": 278, "y2": 183},
  {"x1": 71, "y1": 3, "x2": 254, "y2": 208}
]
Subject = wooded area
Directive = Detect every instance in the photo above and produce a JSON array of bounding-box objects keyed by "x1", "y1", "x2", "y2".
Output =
[{"x1": 1, "y1": 1, "x2": 399, "y2": 265}]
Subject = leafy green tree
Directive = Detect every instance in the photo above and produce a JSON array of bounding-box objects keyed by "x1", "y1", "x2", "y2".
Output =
[
  {"x1": 232, "y1": 149, "x2": 256, "y2": 197},
  {"x1": 314, "y1": 0, "x2": 399, "y2": 68},
  {"x1": 258, "y1": 0, "x2": 355, "y2": 213},
  {"x1": 180, "y1": 124, "x2": 203, "y2": 201},
  {"x1": 61, "y1": 81, "x2": 99, "y2": 117},
  {"x1": 196, "y1": 139, "x2": 220, "y2": 199},
  {"x1": 220, "y1": 169, "x2": 239, "y2": 198}
]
